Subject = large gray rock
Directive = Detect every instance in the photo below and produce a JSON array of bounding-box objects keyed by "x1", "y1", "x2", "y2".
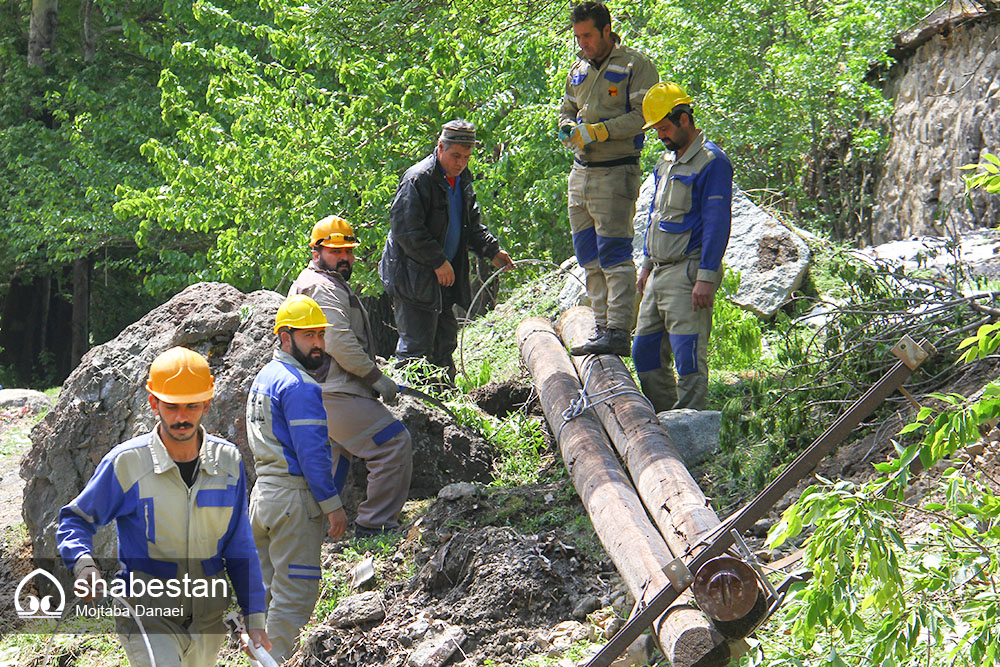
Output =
[
  {"x1": 407, "y1": 621, "x2": 466, "y2": 667},
  {"x1": 725, "y1": 189, "x2": 810, "y2": 318},
  {"x1": 327, "y1": 590, "x2": 386, "y2": 627},
  {"x1": 656, "y1": 409, "x2": 721, "y2": 467},
  {"x1": 0, "y1": 389, "x2": 53, "y2": 414},
  {"x1": 21, "y1": 282, "x2": 283, "y2": 565},
  {"x1": 559, "y1": 179, "x2": 810, "y2": 318}
]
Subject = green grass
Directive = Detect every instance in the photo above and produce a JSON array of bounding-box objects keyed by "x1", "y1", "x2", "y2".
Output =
[{"x1": 457, "y1": 269, "x2": 565, "y2": 388}]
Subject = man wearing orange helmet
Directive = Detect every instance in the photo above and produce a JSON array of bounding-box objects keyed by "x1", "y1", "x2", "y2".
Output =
[
  {"x1": 632, "y1": 82, "x2": 733, "y2": 411},
  {"x1": 246, "y1": 295, "x2": 351, "y2": 662},
  {"x1": 290, "y1": 215, "x2": 413, "y2": 537},
  {"x1": 57, "y1": 346, "x2": 270, "y2": 666},
  {"x1": 379, "y1": 119, "x2": 514, "y2": 381}
]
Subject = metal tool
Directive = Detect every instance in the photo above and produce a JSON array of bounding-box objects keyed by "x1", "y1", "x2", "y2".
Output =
[
  {"x1": 584, "y1": 335, "x2": 936, "y2": 667},
  {"x1": 225, "y1": 610, "x2": 280, "y2": 667},
  {"x1": 398, "y1": 384, "x2": 461, "y2": 421}
]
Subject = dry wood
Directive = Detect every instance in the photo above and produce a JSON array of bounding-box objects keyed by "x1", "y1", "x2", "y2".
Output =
[
  {"x1": 559, "y1": 307, "x2": 722, "y2": 557},
  {"x1": 517, "y1": 317, "x2": 727, "y2": 667}
]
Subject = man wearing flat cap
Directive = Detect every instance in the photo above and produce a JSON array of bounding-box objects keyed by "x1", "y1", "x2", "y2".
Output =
[{"x1": 379, "y1": 119, "x2": 514, "y2": 381}]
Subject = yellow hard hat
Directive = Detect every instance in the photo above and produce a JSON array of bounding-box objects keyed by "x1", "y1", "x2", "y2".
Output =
[
  {"x1": 310, "y1": 215, "x2": 359, "y2": 249},
  {"x1": 274, "y1": 294, "x2": 331, "y2": 334},
  {"x1": 642, "y1": 82, "x2": 694, "y2": 130},
  {"x1": 146, "y1": 347, "x2": 215, "y2": 403}
]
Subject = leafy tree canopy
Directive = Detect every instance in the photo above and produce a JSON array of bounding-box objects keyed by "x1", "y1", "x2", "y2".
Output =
[{"x1": 113, "y1": 0, "x2": 937, "y2": 297}]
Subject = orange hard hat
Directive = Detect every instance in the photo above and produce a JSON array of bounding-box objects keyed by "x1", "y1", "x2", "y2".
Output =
[{"x1": 146, "y1": 347, "x2": 215, "y2": 403}]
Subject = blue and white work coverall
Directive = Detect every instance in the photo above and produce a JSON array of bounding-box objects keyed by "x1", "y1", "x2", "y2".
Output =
[
  {"x1": 246, "y1": 348, "x2": 350, "y2": 662},
  {"x1": 633, "y1": 131, "x2": 733, "y2": 411},
  {"x1": 57, "y1": 428, "x2": 266, "y2": 667}
]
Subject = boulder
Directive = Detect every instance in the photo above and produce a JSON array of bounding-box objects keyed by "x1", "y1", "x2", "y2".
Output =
[
  {"x1": 21, "y1": 282, "x2": 283, "y2": 564},
  {"x1": 22, "y1": 281, "x2": 499, "y2": 566},
  {"x1": 407, "y1": 621, "x2": 467, "y2": 667},
  {"x1": 560, "y1": 179, "x2": 810, "y2": 318},
  {"x1": 725, "y1": 189, "x2": 810, "y2": 318},
  {"x1": 656, "y1": 409, "x2": 722, "y2": 467},
  {"x1": 327, "y1": 590, "x2": 386, "y2": 627},
  {"x1": 0, "y1": 389, "x2": 53, "y2": 414}
]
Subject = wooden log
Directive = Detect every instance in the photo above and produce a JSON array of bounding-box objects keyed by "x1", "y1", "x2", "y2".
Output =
[
  {"x1": 517, "y1": 318, "x2": 725, "y2": 667},
  {"x1": 558, "y1": 306, "x2": 722, "y2": 556}
]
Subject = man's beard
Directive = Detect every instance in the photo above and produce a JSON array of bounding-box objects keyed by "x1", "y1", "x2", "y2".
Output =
[
  {"x1": 291, "y1": 337, "x2": 324, "y2": 370},
  {"x1": 661, "y1": 137, "x2": 682, "y2": 151},
  {"x1": 317, "y1": 255, "x2": 352, "y2": 281},
  {"x1": 161, "y1": 418, "x2": 198, "y2": 442}
]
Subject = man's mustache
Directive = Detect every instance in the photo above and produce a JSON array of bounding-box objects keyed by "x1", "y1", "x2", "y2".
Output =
[{"x1": 170, "y1": 422, "x2": 194, "y2": 430}]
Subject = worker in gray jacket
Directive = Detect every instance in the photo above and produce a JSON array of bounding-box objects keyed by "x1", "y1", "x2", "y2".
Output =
[
  {"x1": 247, "y1": 294, "x2": 350, "y2": 662},
  {"x1": 558, "y1": 1, "x2": 658, "y2": 356},
  {"x1": 289, "y1": 215, "x2": 412, "y2": 537}
]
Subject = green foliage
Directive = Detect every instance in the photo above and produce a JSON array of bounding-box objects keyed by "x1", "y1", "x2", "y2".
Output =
[
  {"x1": 458, "y1": 267, "x2": 565, "y2": 386},
  {"x1": 714, "y1": 243, "x2": 988, "y2": 502},
  {"x1": 754, "y1": 326, "x2": 1000, "y2": 666},
  {"x1": 642, "y1": 0, "x2": 936, "y2": 227},
  {"x1": 961, "y1": 152, "x2": 1000, "y2": 194},
  {"x1": 114, "y1": 0, "x2": 576, "y2": 295},
  {"x1": 2, "y1": 0, "x2": 941, "y2": 369},
  {"x1": 709, "y1": 269, "x2": 765, "y2": 373}
]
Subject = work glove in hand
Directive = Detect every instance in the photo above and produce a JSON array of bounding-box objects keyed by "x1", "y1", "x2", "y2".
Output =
[
  {"x1": 557, "y1": 124, "x2": 574, "y2": 146},
  {"x1": 568, "y1": 122, "x2": 609, "y2": 151},
  {"x1": 372, "y1": 373, "x2": 399, "y2": 404}
]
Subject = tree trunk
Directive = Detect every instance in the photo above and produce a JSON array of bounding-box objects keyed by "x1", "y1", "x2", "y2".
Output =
[
  {"x1": 71, "y1": 257, "x2": 91, "y2": 370},
  {"x1": 558, "y1": 307, "x2": 723, "y2": 557},
  {"x1": 517, "y1": 317, "x2": 727, "y2": 667},
  {"x1": 28, "y1": 0, "x2": 59, "y2": 68}
]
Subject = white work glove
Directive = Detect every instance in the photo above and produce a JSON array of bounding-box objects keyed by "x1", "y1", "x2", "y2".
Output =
[{"x1": 372, "y1": 374, "x2": 398, "y2": 404}]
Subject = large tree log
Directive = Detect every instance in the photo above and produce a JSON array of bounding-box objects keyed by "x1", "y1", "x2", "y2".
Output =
[
  {"x1": 517, "y1": 318, "x2": 726, "y2": 667},
  {"x1": 559, "y1": 307, "x2": 722, "y2": 557}
]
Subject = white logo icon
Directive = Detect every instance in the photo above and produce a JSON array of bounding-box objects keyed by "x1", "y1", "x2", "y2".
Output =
[{"x1": 14, "y1": 568, "x2": 66, "y2": 619}]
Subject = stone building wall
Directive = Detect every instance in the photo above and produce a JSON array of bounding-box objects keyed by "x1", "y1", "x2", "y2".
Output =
[{"x1": 873, "y1": 10, "x2": 1000, "y2": 242}]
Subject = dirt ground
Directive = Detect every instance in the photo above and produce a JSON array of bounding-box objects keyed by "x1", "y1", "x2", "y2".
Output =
[
  {"x1": 0, "y1": 406, "x2": 34, "y2": 533},
  {"x1": 295, "y1": 481, "x2": 626, "y2": 667},
  {"x1": 4, "y1": 359, "x2": 1000, "y2": 666}
]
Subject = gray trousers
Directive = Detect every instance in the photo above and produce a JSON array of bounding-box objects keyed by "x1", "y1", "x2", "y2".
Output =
[
  {"x1": 633, "y1": 259, "x2": 720, "y2": 412},
  {"x1": 250, "y1": 477, "x2": 327, "y2": 663},
  {"x1": 568, "y1": 162, "x2": 642, "y2": 331},
  {"x1": 323, "y1": 392, "x2": 412, "y2": 529},
  {"x1": 118, "y1": 613, "x2": 224, "y2": 667}
]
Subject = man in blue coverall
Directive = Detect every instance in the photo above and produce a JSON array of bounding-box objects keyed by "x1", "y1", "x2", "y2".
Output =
[
  {"x1": 633, "y1": 82, "x2": 733, "y2": 411},
  {"x1": 246, "y1": 294, "x2": 350, "y2": 663},
  {"x1": 57, "y1": 346, "x2": 270, "y2": 667}
]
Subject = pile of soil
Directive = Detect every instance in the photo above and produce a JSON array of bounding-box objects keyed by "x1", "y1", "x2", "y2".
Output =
[{"x1": 295, "y1": 482, "x2": 627, "y2": 667}]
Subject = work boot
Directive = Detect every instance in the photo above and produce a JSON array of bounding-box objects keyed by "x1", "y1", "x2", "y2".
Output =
[
  {"x1": 569, "y1": 325, "x2": 606, "y2": 356},
  {"x1": 570, "y1": 327, "x2": 631, "y2": 357}
]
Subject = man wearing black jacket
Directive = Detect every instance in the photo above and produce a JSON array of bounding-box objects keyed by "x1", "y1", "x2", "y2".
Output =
[{"x1": 379, "y1": 119, "x2": 514, "y2": 380}]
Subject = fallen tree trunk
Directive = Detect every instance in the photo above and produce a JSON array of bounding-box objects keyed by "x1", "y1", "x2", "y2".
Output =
[
  {"x1": 558, "y1": 307, "x2": 722, "y2": 557},
  {"x1": 517, "y1": 318, "x2": 726, "y2": 667}
]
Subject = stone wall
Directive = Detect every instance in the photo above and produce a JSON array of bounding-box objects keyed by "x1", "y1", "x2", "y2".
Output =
[{"x1": 873, "y1": 10, "x2": 1000, "y2": 242}]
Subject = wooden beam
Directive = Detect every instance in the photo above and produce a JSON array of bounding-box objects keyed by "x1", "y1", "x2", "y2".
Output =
[
  {"x1": 517, "y1": 318, "x2": 725, "y2": 667},
  {"x1": 559, "y1": 307, "x2": 723, "y2": 557}
]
